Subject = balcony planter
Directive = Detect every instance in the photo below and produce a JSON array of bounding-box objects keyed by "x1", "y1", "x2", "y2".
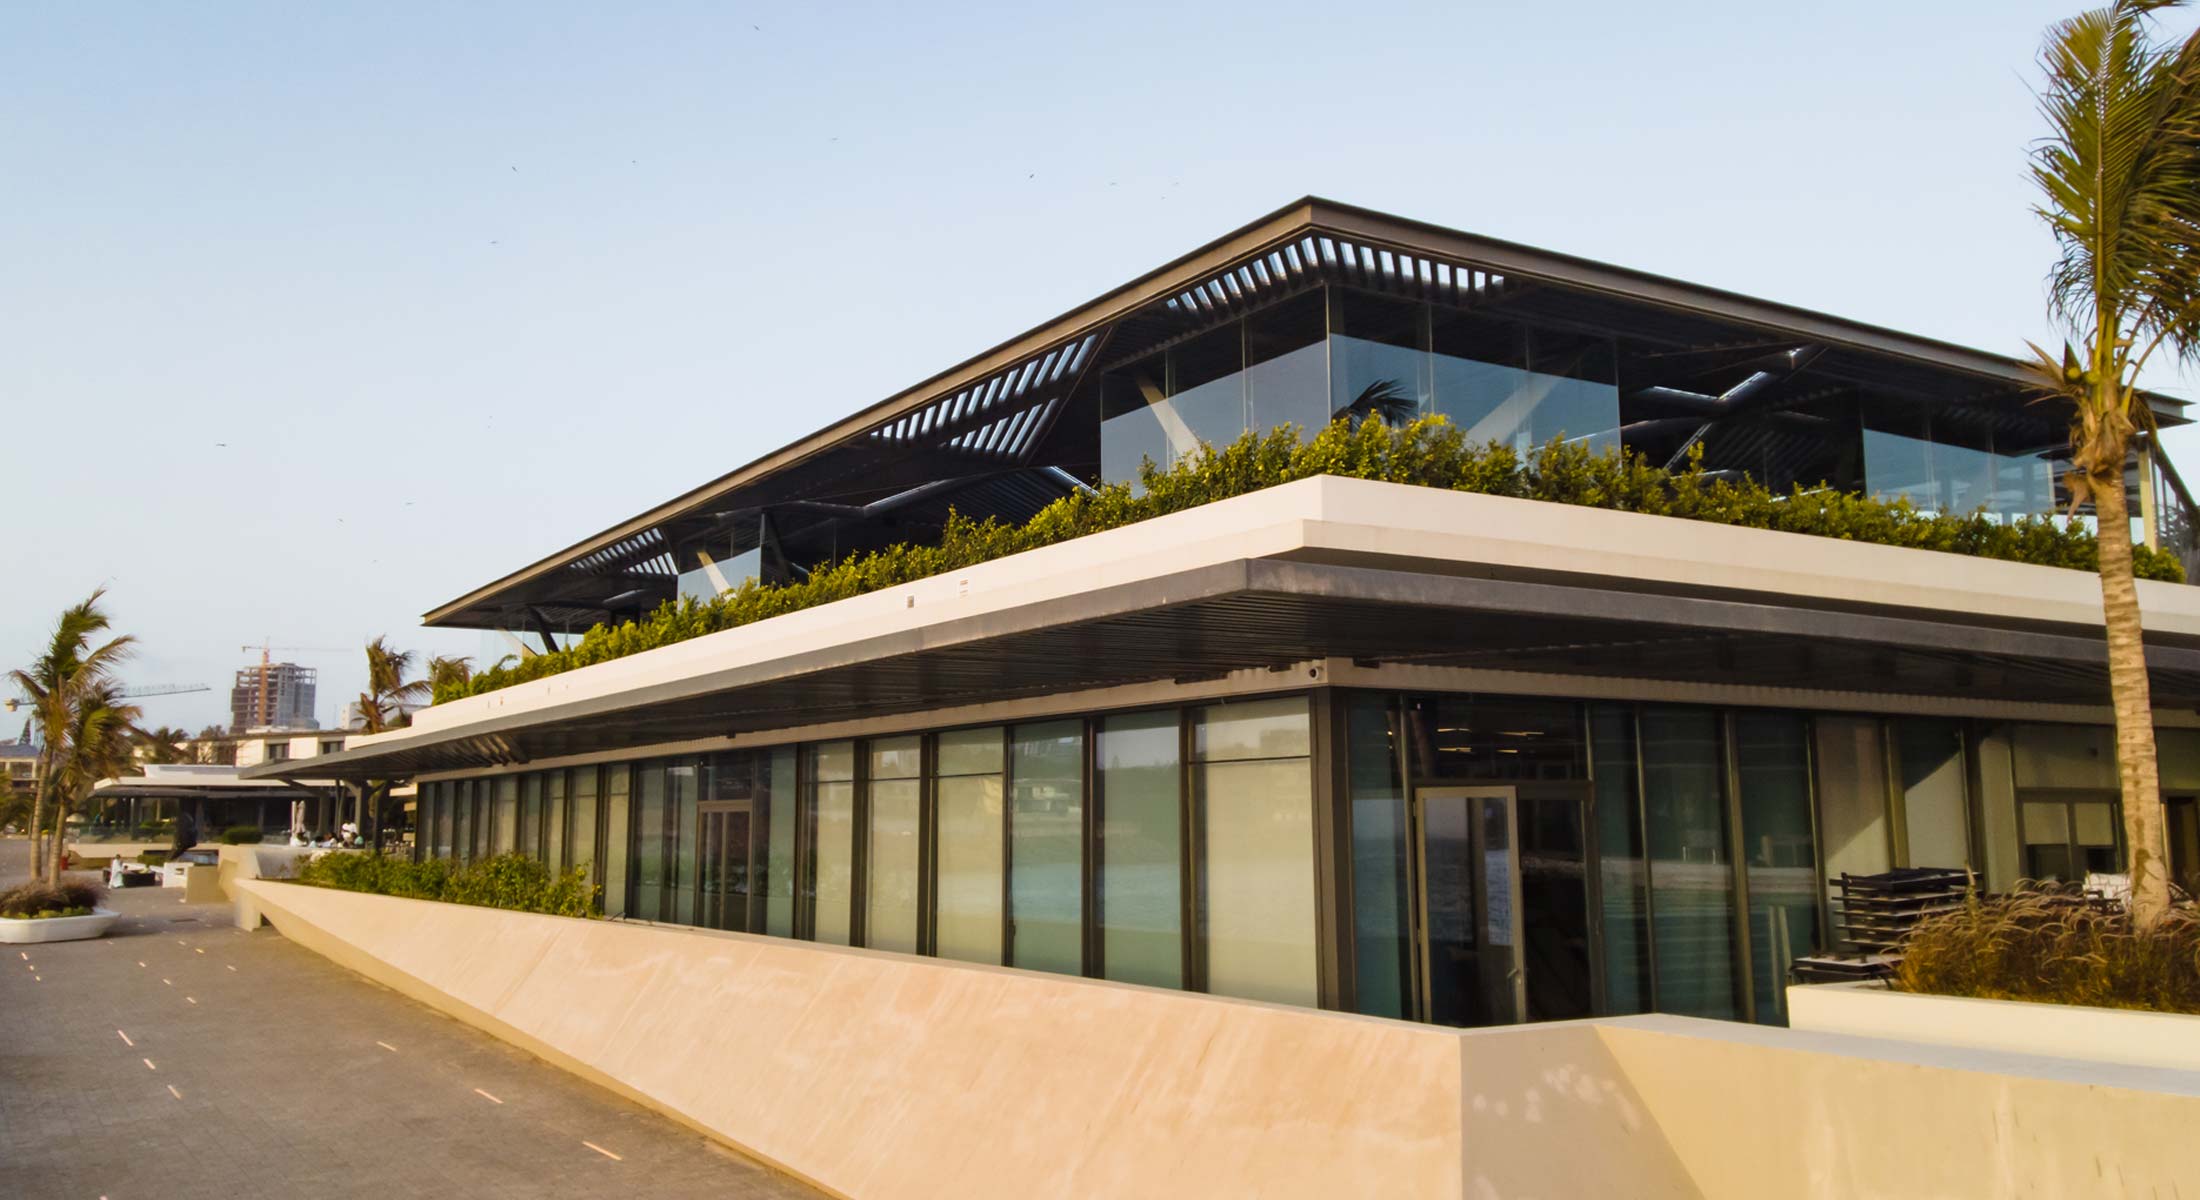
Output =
[
  {"x1": 0, "y1": 907, "x2": 120, "y2": 945},
  {"x1": 1787, "y1": 981, "x2": 2200, "y2": 1072}
]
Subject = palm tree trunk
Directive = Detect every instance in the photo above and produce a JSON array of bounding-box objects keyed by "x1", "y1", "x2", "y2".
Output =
[
  {"x1": 49, "y1": 791, "x2": 71, "y2": 880},
  {"x1": 2092, "y1": 454, "x2": 2172, "y2": 927},
  {"x1": 26, "y1": 763, "x2": 48, "y2": 881}
]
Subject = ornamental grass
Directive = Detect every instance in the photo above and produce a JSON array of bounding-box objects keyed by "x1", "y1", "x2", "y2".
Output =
[
  {"x1": 1893, "y1": 884, "x2": 2200, "y2": 1015},
  {"x1": 440, "y1": 416, "x2": 2183, "y2": 704}
]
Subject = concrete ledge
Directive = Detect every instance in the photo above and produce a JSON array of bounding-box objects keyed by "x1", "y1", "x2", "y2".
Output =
[
  {"x1": 1789, "y1": 980, "x2": 2200, "y2": 1073},
  {"x1": 239, "y1": 881, "x2": 2200, "y2": 1199}
]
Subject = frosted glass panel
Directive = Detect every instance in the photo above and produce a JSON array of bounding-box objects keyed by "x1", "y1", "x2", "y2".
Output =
[
  {"x1": 810, "y1": 740, "x2": 856, "y2": 946},
  {"x1": 866, "y1": 737, "x2": 923, "y2": 955},
  {"x1": 1198, "y1": 755, "x2": 1316, "y2": 1006},
  {"x1": 936, "y1": 728, "x2": 1005, "y2": 966}
]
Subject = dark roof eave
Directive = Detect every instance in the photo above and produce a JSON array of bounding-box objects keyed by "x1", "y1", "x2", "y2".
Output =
[{"x1": 421, "y1": 196, "x2": 2184, "y2": 628}]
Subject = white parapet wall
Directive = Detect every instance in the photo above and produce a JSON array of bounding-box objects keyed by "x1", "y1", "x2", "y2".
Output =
[
  {"x1": 1789, "y1": 980, "x2": 2200, "y2": 1073},
  {"x1": 238, "y1": 880, "x2": 2200, "y2": 1200}
]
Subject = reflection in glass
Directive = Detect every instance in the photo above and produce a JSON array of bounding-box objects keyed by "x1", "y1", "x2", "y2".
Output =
[
  {"x1": 518, "y1": 774, "x2": 540, "y2": 860},
  {"x1": 569, "y1": 768, "x2": 599, "y2": 883},
  {"x1": 1735, "y1": 713, "x2": 1820, "y2": 1025},
  {"x1": 668, "y1": 761, "x2": 700, "y2": 925},
  {"x1": 866, "y1": 737, "x2": 922, "y2": 954},
  {"x1": 545, "y1": 771, "x2": 567, "y2": 871},
  {"x1": 1195, "y1": 698, "x2": 1316, "y2": 1007},
  {"x1": 631, "y1": 763, "x2": 666, "y2": 921},
  {"x1": 1641, "y1": 708, "x2": 1739, "y2": 1020},
  {"x1": 1010, "y1": 720, "x2": 1083, "y2": 976},
  {"x1": 935, "y1": 727, "x2": 1005, "y2": 965},
  {"x1": 1098, "y1": 710, "x2": 1182, "y2": 988},
  {"x1": 1591, "y1": 706, "x2": 1650, "y2": 1014}
]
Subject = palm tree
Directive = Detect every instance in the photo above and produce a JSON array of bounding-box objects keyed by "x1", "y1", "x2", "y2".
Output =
[
  {"x1": 355, "y1": 636, "x2": 433, "y2": 850},
  {"x1": 53, "y1": 681, "x2": 142, "y2": 877},
  {"x1": 8, "y1": 590, "x2": 135, "y2": 880},
  {"x1": 355, "y1": 636, "x2": 430, "y2": 735},
  {"x1": 132, "y1": 725, "x2": 193, "y2": 766},
  {"x1": 2027, "y1": 0, "x2": 2200, "y2": 926}
]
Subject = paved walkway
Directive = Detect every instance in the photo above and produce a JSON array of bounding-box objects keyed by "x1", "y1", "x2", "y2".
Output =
[{"x1": 0, "y1": 847, "x2": 820, "y2": 1200}]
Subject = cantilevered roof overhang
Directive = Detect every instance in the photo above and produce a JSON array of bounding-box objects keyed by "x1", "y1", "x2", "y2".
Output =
[
  {"x1": 424, "y1": 196, "x2": 2191, "y2": 633},
  {"x1": 263, "y1": 477, "x2": 2200, "y2": 782}
]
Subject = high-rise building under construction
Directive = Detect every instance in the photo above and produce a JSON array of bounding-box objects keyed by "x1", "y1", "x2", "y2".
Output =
[{"x1": 230, "y1": 662, "x2": 318, "y2": 730}]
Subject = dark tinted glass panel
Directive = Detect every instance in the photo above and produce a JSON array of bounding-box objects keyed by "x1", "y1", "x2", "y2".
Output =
[
  {"x1": 1407, "y1": 695, "x2": 1584, "y2": 782},
  {"x1": 1735, "y1": 712, "x2": 1820, "y2": 1025},
  {"x1": 1346, "y1": 694, "x2": 1412, "y2": 1018},
  {"x1": 1591, "y1": 706, "x2": 1651, "y2": 1015},
  {"x1": 1520, "y1": 790, "x2": 1593, "y2": 1021},
  {"x1": 1641, "y1": 708, "x2": 1739, "y2": 1020},
  {"x1": 518, "y1": 774, "x2": 540, "y2": 860},
  {"x1": 631, "y1": 763, "x2": 666, "y2": 920}
]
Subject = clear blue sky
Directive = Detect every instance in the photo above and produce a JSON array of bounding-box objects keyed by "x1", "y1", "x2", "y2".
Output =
[{"x1": 6, "y1": 1, "x2": 2197, "y2": 734}]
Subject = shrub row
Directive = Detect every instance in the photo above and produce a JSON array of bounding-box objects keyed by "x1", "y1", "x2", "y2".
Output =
[
  {"x1": 0, "y1": 878, "x2": 105, "y2": 920},
  {"x1": 292, "y1": 851, "x2": 598, "y2": 919},
  {"x1": 440, "y1": 416, "x2": 2184, "y2": 704},
  {"x1": 222, "y1": 826, "x2": 266, "y2": 845},
  {"x1": 1894, "y1": 885, "x2": 2200, "y2": 1014}
]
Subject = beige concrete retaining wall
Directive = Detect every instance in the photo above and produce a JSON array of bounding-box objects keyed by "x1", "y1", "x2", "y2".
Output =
[
  {"x1": 238, "y1": 881, "x2": 2200, "y2": 1200},
  {"x1": 1789, "y1": 980, "x2": 2200, "y2": 1073}
]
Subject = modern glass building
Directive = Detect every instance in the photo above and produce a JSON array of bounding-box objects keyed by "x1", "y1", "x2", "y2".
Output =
[{"x1": 252, "y1": 199, "x2": 2200, "y2": 1028}]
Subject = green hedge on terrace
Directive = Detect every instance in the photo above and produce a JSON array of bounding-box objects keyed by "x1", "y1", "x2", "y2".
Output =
[{"x1": 437, "y1": 416, "x2": 2183, "y2": 704}]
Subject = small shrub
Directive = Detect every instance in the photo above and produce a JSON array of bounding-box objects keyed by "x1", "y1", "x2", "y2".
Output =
[
  {"x1": 293, "y1": 851, "x2": 596, "y2": 918},
  {"x1": 1893, "y1": 884, "x2": 2200, "y2": 1014},
  {"x1": 0, "y1": 878, "x2": 106, "y2": 918},
  {"x1": 221, "y1": 826, "x2": 265, "y2": 845}
]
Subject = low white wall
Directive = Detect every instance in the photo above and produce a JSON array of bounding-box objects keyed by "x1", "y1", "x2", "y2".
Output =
[
  {"x1": 238, "y1": 882, "x2": 2200, "y2": 1200},
  {"x1": 1789, "y1": 981, "x2": 2200, "y2": 1072}
]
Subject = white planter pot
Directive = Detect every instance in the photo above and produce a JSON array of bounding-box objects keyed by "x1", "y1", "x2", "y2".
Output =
[
  {"x1": 0, "y1": 907, "x2": 120, "y2": 944},
  {"x1": 1788, "y1": 981, "x2": 2200, "y2": 1072}
]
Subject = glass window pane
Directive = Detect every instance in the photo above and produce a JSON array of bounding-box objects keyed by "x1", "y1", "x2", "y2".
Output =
[
  {"x1": 1642, "y1": 708, "x2": 1739, "y2": 1021},
  {"x1": 544, "y1": 772, "x2": 567, "y2": 871},
  {"x1": 1099, "y1": 710, "x2": 1182, "y2": 989},
  {"x1": 810, "y1": 741, "x2": 856, "y2": 945},
  {"x1": 601, "y1": 766, "x2": 629, "y2": 919},
  {"x1": 1346, "y1": 694, "x2": 1412, "y2": 1018},
  {"x1": 1195, "y1": 698, "x2": 1316, "y2": 1007},
  {"x1": 1331, "y1": 288, "x2": 1427, "y2": 422},
  {"x1": 1245, "y1": 290, "x2": 1331, "y2": 437},
  {"x1": 518, "y1": 774, "x2": 541, "y2": 860},
  {"x1": 1407, "y1": 694, "x2": 1585, "y2": 782},
  {"x1": 1736, "y1": 713, "x2": 1821, "y2": 1025},
  {"x1": 631, "y1": 763, "x2": 667, "y2": 920},
  {"x1": 869, "y1": 736, "x2": 922, "y2": 782},
  {"x1": 937, "y1": 726, "x2": 1005, "y2": 777},
  {"x1": 669, "y1": 761, "x2": 700, "y2": 925},
  {"x1": 1591, "y1": 706, "x2": 1650, "y2": 1015},
  {"x1": 1896, "y1": 720, "x2": 1970, "y2": 869},
  {"x1": 1099, "y1": 351, "x2": 1179, "y2": 485},
  {"x1": 1010, "y1": 720, "x2": 1083, "y2": 976},
  {"x1": 493, "y1": 776, "x2": 518, "y2": 856},
  {"x1": 1194, "y1": 695, "x2": 1312, "y2": 761},
  {"x1": 936, "y1": 771, "x2": 1005, "y2": 965},
  {"x1": 866, "y1": 782, "x2": 922, "y2": 955},
  {"x1": 568, "y1": 768, "x2": 599, "y2": 883},
  {"x1": 763, "y1": 747, "x2": 798, "y2": 938}
]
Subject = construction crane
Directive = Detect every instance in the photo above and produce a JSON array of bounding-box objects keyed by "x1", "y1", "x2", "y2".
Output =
[
  {"x1": 239, "y1": 641, "x2": 351, "y2": 729},
  {"x1": 4, "y1": 682, "x2": 209, "y2": 714}
]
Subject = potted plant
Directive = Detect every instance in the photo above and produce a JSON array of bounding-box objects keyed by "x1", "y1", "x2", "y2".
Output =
[{"x1": 0, "y1": 878, "x2": 119, "y2": 944}]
